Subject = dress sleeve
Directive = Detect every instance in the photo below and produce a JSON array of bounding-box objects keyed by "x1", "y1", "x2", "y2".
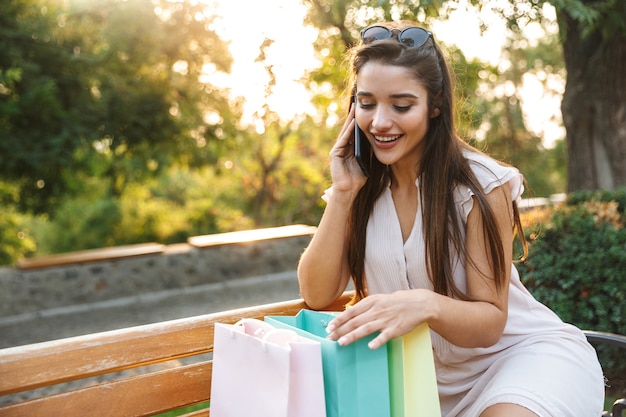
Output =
[{"x1": 456, "y1": 151, "x2": 525, "y2": 222}]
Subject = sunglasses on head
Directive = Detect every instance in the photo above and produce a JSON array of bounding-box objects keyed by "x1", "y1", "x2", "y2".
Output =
[{"x1": 360, "y1": 25, "x2": 433, "y2": 48}]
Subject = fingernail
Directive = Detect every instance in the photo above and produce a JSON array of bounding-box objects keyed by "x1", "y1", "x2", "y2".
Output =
[
  {"x1": 325, "y1": 323, "x2": 335, "y2": 334},
  {"x1": 368, "y1": 340, "x2": 377, "y2": 350}
]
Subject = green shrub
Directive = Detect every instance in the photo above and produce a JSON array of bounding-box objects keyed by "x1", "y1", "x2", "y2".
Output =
[
  {"x1": 36, "y1": 197, "x2": 123, "y2": 255},
  {"x1": 0, "y1": 210, "x2": 36, "y2": 264},
  {"x1": 518, "y1": 187, "x2": 626, "y2": 396}
]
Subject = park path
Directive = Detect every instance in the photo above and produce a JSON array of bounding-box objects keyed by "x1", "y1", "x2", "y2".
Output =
[{"x1": 0, "y1": 271, "x2": 301, "y2": 349}]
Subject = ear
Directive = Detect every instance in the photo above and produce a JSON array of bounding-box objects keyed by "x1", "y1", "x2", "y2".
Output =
[{"x1": 430, "y1": 108, "x2": 441, "y2": 118}]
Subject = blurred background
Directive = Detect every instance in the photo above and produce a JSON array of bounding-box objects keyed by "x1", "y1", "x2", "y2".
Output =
[{"x1": 5, "y1": 0, "x2": 613, "y2": 264}]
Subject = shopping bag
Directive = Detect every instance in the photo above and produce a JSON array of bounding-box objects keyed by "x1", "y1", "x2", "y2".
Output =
[
  {"x1": 265, "y1": 310, "x2": 391, "y2": 417},
  {"x1": 388, "y1": 323, "x2": 441, "y2": 416},
  {"x1": 210, "y1": 318, "x2": 326, "y2": 417}
]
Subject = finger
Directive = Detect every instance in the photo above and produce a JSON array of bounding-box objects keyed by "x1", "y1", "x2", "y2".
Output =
[
  {"x1": 335, "y1": 318, "x2": 383, "y2": 346},
  {"x1": 336, "y1": 107, "x2": 356, "y2": 144},
  {"x1": 325, "y1": 313, "x2": 350, "y2": 337},
  {"x1": 328, "y1": 294, "x2": 383, "y2": 334},
  {"x1": 325, "y1": 301, "x2": 364, "y2": 335},
  {"x1": 366, "y1": 330, "x2": 392, "y2": 350},
  {"x1": 337, "y1": 118, "x2": 355, "y2": 150},
  {"x1": 330, "y1": 307, "x2": 382, "y2": 342}
]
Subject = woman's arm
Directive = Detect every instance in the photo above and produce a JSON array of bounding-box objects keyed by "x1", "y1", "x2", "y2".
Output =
[
  {"x1": 326, "y1": 183, "x2": 514, "y2": 349},
  {"x1": 298, "y1": 191, "x2": 355, "y2": 309},
  {"x1": 298, "y1": 106, "x2": 367, "y2": 309}
]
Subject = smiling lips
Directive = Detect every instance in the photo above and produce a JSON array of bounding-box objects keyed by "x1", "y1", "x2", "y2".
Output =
[{"x1": 374, "y1": 134, "x2": 403, "y2": 143}]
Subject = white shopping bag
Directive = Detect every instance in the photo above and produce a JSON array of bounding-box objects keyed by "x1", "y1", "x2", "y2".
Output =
[{"x1": 210, "y1": 318, "x2": 326, "y2": 417}]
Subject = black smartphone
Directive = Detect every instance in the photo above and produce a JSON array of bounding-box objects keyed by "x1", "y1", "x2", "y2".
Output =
[{"x1": 353, "y1": 96, "x2": 371, "y2": 177}]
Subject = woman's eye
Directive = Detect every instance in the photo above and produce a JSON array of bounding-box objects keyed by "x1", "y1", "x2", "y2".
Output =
[
  {"x1": 359, "y1": 103, "x2": 375, "y2": 109},
  {"x1": 394, "y1": 105, "x2": 412, "y2": 112}
]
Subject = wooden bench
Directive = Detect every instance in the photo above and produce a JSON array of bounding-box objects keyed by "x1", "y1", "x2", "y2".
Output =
[
  {"x1": 15, "y1": 225, "x2": 316, "y2": 270},
  {"x1": 0, "y1": 293, "x2": 353, "y2": 417},
  {"x1": 16, "y1": 242, "x2": 166, "y2": 270},
  {"x1": 1, "y1": 292, "x2": 624, "y2": 417}
]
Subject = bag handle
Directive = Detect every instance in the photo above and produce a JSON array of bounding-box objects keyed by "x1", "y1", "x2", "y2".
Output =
[
  {"x1": 261, "y1": 328, "x2": 299, "y2": 351},
  {"x1": 230, "y1": 318, "x2": 276, "y2": 339}
]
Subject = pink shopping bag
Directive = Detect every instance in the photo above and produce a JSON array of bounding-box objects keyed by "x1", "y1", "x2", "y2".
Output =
[{"x1": 210, "y1": 318, "x2": 326, "y2": 417}]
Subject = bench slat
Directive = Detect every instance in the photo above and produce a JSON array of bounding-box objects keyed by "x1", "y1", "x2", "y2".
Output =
[
  {"x1": 0, "y1": 315, "x2": 215, "y2": 396},
  {"x1": 0, "y1": 362, "x2": 211, "y2": 417},
  {"x1": 16, "y1": 243, "x2": 166, "y2": 270},
  {"x1": 0, "y1": 294, "x2": 352, "y2": 396}
]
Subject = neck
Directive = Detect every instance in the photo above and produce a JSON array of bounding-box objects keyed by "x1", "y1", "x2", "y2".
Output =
[{"x1": 390, "y1": 160, "x2": 419, "y2": 190}]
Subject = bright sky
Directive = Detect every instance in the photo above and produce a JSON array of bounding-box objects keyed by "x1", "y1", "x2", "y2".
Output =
[
  {"x1": 210, "y1": 0, "x2": 317, "y2": 128},
  {"x1": 209, "y1": 0, "x2": 564, "y2": 146}
]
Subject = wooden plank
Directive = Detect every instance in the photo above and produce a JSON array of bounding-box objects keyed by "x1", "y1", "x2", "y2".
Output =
[
  {"x1": 0, "y1": 293, "x2": 353, "y2": 395},
  {"x1": 0, "y1": 316, "x2": 212, "y2": 395},
  {"x1": 0, "y1": 362, "x2": 212, "y2": 417},
  {"x1": 188, "y1": 224, "x2": 316, "y2": 248},
  {"x1": 16, "y1": 243, "x2": 166, "y2": 270}
]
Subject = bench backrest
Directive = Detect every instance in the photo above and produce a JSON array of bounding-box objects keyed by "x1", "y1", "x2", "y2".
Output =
[{"x1": 0, "y1": 293, "x2": 353, "y2": 417}]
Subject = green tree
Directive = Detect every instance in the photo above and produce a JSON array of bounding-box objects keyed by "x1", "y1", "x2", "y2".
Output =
[
  {"x1": 482, "y1": 0, "x2": 626, "y2": 191},
  {"x1": 554, "y1": 0, "x2": 626, "y2": 191},
  {"x1": 465, "y1": 29, "x2": 567, "y2": 196},
  {"x1": 0, "y1": 0, "x2": 89, "y2": 213},
  {"x1": 216, "y1": 36, "x2": 332, "y2": 228},
  {"x1": 0, "y1": 207, "x2": 36, "y2": 265},
  {"x1": 0, "y1": 0, "x2": 238, "y2": 214}
]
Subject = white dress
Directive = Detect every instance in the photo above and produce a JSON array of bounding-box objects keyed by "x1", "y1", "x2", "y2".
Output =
[{"x1": 328, "y1": 151, "x2": 605, "y2": 416}]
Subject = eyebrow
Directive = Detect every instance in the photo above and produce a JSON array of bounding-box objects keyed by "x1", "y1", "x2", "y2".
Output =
[{"x1": 357, "y1": 92, "x2": 420, "y2": 99}]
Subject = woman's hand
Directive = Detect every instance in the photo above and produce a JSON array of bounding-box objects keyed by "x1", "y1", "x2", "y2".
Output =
[
  {"x1": 325, "y1": 290, "x2": 436, "y2": 349},
  {"x1": 329, "y1": 105, "x2": 368, "y2": 193}
]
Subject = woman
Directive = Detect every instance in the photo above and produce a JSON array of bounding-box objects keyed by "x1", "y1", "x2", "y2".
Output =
[{"x1": 297, "y1": 21, "x2": 605, "y2": 417}]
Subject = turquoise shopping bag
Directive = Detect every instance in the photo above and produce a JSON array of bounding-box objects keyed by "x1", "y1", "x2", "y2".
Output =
[{"x1": 265, "y1": 310, "x2": 391, "y2": 417}]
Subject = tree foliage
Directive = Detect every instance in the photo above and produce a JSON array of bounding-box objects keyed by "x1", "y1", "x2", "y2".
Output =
[
  {"x1": 518, "y1": 187, "x2": 626, "y2": 388},
  {"x1": 464, "y1": 28, "x2": 567, "y2": 196},
  {"x1": 2, "y1": 0, "x2": 607, "y2": 264},
  {"x1": 0, "y1": 0, "x2": 238, "y2": 213}
]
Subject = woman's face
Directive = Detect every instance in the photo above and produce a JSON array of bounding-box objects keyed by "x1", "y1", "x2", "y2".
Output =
[{"x1": 355, "y1": 61, "x2": 432, "y2": 174}]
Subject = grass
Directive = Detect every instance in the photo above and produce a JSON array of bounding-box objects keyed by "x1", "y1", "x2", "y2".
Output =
[{"x1": 156, "y1": 402, "x2": 210, "y2": 416}]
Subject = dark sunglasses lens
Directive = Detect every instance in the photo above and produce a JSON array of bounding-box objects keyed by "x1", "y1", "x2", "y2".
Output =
[
  {"x1": 362, "y1": 26, "x2": 391, "y2": 44},
  {"x1": 399, "y1": 28, "x2": 430, "y2": 48}
]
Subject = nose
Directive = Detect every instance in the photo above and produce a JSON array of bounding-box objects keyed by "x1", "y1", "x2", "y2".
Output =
[{"x1": 371, "y1": 106, "x2": 393, "y2": 132}]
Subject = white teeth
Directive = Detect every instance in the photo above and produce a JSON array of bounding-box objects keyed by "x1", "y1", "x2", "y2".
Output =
[{"x1": 374, "y1": 134, "x2": 402, "y2": 142}]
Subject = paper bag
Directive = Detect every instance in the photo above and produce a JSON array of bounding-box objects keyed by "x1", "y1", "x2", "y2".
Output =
[
  {"x1": 388, "y1": 323, "x2": 441, "y2": 416},
  {"x1": 265, "y1": 310, "x2": 391, "y2": 417},
  {"x1": 210, "y1": 318, "x2": 326, "y2": 417}
]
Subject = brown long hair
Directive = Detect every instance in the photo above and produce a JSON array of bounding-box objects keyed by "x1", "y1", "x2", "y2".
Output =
[{"x1": 346, "y1": 22, "x2": 526, "y2": 301}]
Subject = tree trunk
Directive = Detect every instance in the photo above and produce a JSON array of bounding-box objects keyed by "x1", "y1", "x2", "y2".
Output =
[{"x1": 560, "y1": 9, "x2": 626, "y2": 192}]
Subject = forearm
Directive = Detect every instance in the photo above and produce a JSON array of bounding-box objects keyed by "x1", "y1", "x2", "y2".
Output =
[
  {"x1": 427, "y1": 291, "x2": 507, "y2": 348},
  {"x1": 298, "y1": 191, "x2": 356, "y2": 309},
  {"x1": 325, "y1": 289, "x2": 507, "y2": 350}
]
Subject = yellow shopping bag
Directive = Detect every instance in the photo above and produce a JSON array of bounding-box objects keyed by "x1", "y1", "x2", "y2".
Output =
[{"x1": 388, "y1": 323, "x2": 441, "y2": 416}]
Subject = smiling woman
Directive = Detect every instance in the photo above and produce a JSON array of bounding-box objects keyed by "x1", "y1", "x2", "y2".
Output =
[{"x1": 207, "y1": 0, "x2": 319, "y2": 124}]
